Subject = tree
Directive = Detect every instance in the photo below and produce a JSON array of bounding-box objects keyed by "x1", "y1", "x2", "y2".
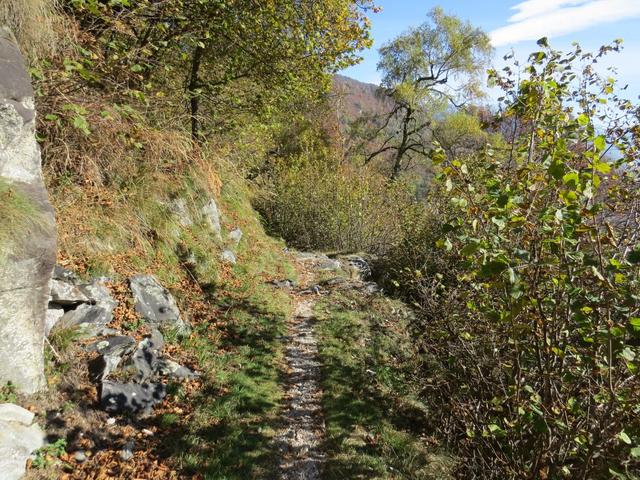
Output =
[
  {"x1": 65, "y1": 0, "x2": 376, "y2": 141},
  {"x1": 362, "y1": 7, "x2": 492, "y2": 179}
]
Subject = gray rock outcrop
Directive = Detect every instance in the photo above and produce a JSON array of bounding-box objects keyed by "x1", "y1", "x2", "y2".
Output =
[
  {"x1": 0, "y1": 28, "x2": 56, "y2": 393},
  {"x1": 0, "y1": 403, "x2": 45, "y2": 480},
  {"x1": 220, "y1": 249, "x2": 237, "y2": 265},
  {"x1": 202, "y1": 198, "x2": 222, "y2": 241},
  {"x1": 50, "y1": 276, "x2": 119, "y2": 338},
  {"x1": 129, "y1": 275, "x2": 189, "y2": 334}
]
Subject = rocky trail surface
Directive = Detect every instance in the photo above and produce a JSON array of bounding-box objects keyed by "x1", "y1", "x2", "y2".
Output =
[
  {"x1": 275, "y1": 255, "x2": 325, "y2": 480},
  {"x1": 275, "y1": 252, "x2": 378, "y2": 480}
]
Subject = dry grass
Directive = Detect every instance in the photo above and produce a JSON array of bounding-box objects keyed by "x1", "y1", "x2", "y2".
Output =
[{"x1": 0, "y1": 0, "x2": 58, "y2": 58}]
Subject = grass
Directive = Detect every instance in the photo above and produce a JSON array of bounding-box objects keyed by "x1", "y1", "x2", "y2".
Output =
[
  {"x1": 315, "y1": 289, "x2": 455, "y2": 480},
  {"x1": 0, "y1": 0, "x2": 58, "y2": 58},
  {"x1": 162, "y1": 167, "x2": 296, "y2": 478},
  {"x1": 160, "y1": 231, "x2": 294, "y2": 478}
]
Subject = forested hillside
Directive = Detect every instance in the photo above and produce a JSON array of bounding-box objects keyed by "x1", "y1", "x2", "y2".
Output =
[{"x1": 1, "y1": 1, "x2": 640, "y2": 479}]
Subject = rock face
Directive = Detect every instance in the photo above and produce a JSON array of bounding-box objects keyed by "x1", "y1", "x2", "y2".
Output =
[
  {"x1": 0, "y1": 28, "x2": 56, "y2": 393},
  {"x1": 0, "y1": 403, "x2": 45, "y2": 480}
]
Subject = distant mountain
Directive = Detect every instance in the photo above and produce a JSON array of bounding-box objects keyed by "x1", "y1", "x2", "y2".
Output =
[{"x1": 331, "y1": 75, "x2": 393, "y2": 125}]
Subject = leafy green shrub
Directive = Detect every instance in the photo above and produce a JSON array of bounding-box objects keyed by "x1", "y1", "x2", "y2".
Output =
[
  {"x1": 32, "y1": 438, "x2": 67, "y2": 469},
  {"x1": 257, "y1": 160, "x2": 416, "y2": 255},
  {"x1": 395, "y1": 41, "x2": 640, "y2": 478}
]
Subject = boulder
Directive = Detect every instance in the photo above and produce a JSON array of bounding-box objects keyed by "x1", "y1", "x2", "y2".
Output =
[
  {"x1": 202, "y1": 198, "x2": 222, "y2": 241},
  {"x1": 0, "y1": 28, "x2": 56, "y2": 393},
  {"x1": 100, "y1": 381, "x2": 166, "y2": 415},
  {"x1": 129, "y1": 275, "x2": 189, "y2": 334},
  {"x1": 0, "y1": 403, "x2": 45, "y2": 480},
  {"x1": 79, "y1": 279, "x2": 117, "y2": 312},
  {"x1": 57, "y1": 303, "x2": 113, "y2": 338}
]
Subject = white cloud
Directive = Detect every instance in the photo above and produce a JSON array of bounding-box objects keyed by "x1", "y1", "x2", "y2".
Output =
[{"x1": 490, "y1": 0, "x2": 640, "y2": 47}]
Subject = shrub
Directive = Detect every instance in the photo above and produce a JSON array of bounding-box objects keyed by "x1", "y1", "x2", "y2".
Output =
[
  {"x1": 257, "y1": 159, "x2": 416, "y2": 255},
  {"x1": 395, "y1": 41, "x2": 640, "y2": 478}
]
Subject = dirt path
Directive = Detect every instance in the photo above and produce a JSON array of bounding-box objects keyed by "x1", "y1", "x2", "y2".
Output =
[{"x1": 275, "y1": 260, "x2": 326, "y2": 480}]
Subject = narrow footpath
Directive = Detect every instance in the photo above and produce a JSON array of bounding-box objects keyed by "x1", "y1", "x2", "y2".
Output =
[{"x1": 275, "y1": 255, "x2": 328, "y2": 480}]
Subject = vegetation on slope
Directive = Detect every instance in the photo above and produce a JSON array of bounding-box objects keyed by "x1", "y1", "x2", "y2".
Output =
[{"x1": 3, "y1": 1, "x2": 640, "y2": 479}]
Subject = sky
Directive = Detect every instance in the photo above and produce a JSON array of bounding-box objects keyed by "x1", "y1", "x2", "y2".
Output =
[{"x1": 341, "y1": 0, "x2": 640, "y2": 99}]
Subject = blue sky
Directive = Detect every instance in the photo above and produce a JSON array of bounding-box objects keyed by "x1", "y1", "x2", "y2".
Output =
[{"x1": 341, "y1": 0, "x2": 640, "y2": 99}]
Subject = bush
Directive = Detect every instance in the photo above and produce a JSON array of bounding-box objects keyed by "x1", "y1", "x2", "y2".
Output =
[
  {"x1": 392, "y1": 41, "x2": 640, "y2": 478},
  {"x1": 257, "y1": 159, "x2": 416, "y2": 255}
]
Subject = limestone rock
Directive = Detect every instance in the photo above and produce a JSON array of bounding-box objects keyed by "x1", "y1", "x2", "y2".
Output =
[
  {"x1": 202, "y1": 198, "x2": 222, "y2": 241},
  {"x1": 129, "y1": 275, "x2": 188, "y2": 334},
  {"x1": 220, "y1": 249, "x2": 237, "y2": 265},
  {"x1": 228, "y1": 228, "x2": 243, "y2": 247},
  {"x1": 0, "y1": 403, "x2": 45, "y2": 480},
  {"x1": 0, "y1": 27, "x2": 56, "y2": 394}
]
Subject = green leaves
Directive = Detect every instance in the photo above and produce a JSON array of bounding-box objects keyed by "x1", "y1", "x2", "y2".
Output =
[{"x1": 594, "y1": 135, "x2": 606, "y2": 152}]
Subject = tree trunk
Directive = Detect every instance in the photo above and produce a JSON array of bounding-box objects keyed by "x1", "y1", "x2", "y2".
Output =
[{"x1": 188, "y1": 44, "x2": 204, "y2": 143}]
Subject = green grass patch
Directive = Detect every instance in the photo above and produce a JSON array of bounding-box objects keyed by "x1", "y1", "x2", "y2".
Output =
[
  {"x1": 316, "y1": 290, "x2": 455, "y2": 480},
  {"x1": 164, "y1": 281, "x2": 291, "y2": 479}
]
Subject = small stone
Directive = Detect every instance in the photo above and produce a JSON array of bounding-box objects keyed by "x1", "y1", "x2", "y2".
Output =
[
  {"x1": 119, "y1": 441, "x2": 135, "y2": 461},
  {"x1": 106, "y1": 418, "x2": 116, "y2": 426},
  {"x1": 228, "y1": 228, "x2": 243, "y2": 246},
  {"x1": 220, "y1": 249, "x2": 237, "y2": 265},
  {"x1": 74, "y1": 451, "x2": 87, "y2": 463},
  {"x1": 202, "y1": 198, "x2": 222, "y2": 241}
]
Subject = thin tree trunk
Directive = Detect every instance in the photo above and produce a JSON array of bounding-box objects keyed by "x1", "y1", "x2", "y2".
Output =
[{"x1": 189, "y1": 44, "x2": 204, "y2": 143}]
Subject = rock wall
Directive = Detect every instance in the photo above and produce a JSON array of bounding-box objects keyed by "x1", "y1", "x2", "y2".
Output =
[{"x1": 0, "y1": 27, "x2": 56, "y2": 393}]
